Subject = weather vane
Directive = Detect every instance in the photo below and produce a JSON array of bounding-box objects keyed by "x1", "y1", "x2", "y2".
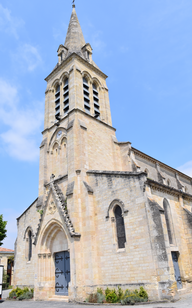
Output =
[{"x1": 72, "y1": 0, "x2": 75, "y2": 4}]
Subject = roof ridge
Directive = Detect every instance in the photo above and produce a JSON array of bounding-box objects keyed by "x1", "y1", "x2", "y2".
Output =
[{"x1": 0, "y1": 248, "x2": 14, "y2": 252}]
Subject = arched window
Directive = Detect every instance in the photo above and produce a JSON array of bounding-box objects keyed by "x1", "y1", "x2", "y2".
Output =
[
  {"x1": 167, "y1": 179, "x2": 171, "y2": 186},
  {"x1": 93, "y1": 83, "x2": 100, "y2": 118},
  {"x1": 114, "y1": 205, "x2": 126, "y2": 249},
  {"x1": 28, "y1": 230, "x2": 32, "y2": 261},
  {"x1": 83, "y1": 77, "x2": 90, "y2": 113},
  {"x1": 144, "y1": 168, "x2": 149, "y2": 177},
  {"x1": 55, "y1": 84, "x2": 60, "y2": 119},
  {"x1": 63, "y1": 78, "x2": 69, "y2": 114},
  {"x1": 163, "y1": 199, "x2": 175, "y2": 245}
]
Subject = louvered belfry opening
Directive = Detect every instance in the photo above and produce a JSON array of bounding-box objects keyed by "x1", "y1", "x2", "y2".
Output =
[
  {"x1": 114, "y1": 205, "x2": 126, "y2": 249},
  {"x1": 63, "y1": 78, "x2": 69, "y2": 114},
  {"x1": 93, "y1": 83, "x2": 100, "y2": 118},
  {"x1": 55, "y1": 84, "x2": 60, "y2": 118},
  {"x1": 83, "y1": 77, "x2": 90, "y2": 113}
]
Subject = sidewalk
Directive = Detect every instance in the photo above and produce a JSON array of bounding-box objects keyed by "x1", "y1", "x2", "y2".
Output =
[
  {"x1": 0, "y1": 292, "x2": 192, "y2": 307},
  {"x1": 2, "y1": 290, "x2": 10, "y2": 300}
]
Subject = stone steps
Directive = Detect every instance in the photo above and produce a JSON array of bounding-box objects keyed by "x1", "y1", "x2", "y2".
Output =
[{"x1": 49, "y1": 295, "x2": 69, "y2": 302}]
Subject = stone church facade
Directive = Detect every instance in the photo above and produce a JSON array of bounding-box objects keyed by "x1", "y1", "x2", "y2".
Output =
[{"x1": 14, "y1": 5, "x2": 192, "y2": 301}]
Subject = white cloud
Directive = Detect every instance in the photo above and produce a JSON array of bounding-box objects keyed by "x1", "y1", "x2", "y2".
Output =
[
  {"x1": 12, "y1": 44, "x2": 42, "y2": 72},
  {"x1": 0, "y1": 4, "x2": 24, "y2": 39},
  {"x1": 0, "y1": 79, "x2": 43, "y2": 161},
  {"x1": 178, "y1": 161, "x2": 192, "y2": 177}
]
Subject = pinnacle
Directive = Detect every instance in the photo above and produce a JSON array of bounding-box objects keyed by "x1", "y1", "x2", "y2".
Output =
[{"x1": 64, "y1": 5, "x2": 86, "y2": 53}]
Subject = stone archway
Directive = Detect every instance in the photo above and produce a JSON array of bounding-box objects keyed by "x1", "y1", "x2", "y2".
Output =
[{"x1": 35, "y1": 219, "x2": 69, "y2": 300}]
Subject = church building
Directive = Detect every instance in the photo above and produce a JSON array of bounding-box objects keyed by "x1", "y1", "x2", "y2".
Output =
[{"x1": 14, "y1": 4, "x2": 192, "y2": 301}]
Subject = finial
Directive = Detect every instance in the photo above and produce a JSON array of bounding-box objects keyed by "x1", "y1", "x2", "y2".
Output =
[{"x1": 72, "y1": 0, "x2": 75, "y2": 8}]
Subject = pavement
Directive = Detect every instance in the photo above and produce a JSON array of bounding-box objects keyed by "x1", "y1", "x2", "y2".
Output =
[{"x1": 1, "y1": 290, "x2": 192, "y2": 307}]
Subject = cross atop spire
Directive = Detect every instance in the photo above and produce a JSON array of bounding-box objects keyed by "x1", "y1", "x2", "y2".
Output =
[{"x1": 64, "y1": 4, "x2": 86, "y2": 54}]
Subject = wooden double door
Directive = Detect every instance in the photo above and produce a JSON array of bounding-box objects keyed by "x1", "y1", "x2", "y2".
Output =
[{"x1": 55, "y1": 251, "x2": 70, "y2": 296}]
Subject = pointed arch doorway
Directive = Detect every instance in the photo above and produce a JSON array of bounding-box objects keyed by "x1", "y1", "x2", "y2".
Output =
[{"x1": 38, "y1": 220, "x2": 71, "y2": 297}]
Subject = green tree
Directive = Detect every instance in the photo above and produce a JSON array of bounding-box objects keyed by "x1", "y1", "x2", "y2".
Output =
[{"x1": 0, "y1": 215, "x2": 7, "y2": 246}]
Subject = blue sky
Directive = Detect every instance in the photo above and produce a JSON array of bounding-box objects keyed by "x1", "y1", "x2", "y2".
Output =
[{"x1": 0, "y1": 0, "x2": 192, "y2": 249}]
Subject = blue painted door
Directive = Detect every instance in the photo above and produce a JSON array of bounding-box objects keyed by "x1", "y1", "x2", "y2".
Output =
[
  {"x1": 55, "y1": 251, "x2": 70, "y2": 295},
  {"x1": 171, "y1": 252, "x2": 182, "y2": 289}
]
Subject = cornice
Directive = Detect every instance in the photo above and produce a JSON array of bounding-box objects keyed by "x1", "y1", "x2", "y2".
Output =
[
  {"x1": 114, "y1": 141, "x2": 132, "y2": 146},
  {"x1": 44, "y1": 174, "x2": 68, "y2": 187},
  {"x1": 132, "y1": 147, "x2": 192, "y2": 182},
  {"x1": 147, "y1": 179, "x2": 192, "y2": 201},
  {"x1": 42, "y1": 107, "x2": 116, "y2": 135},
  {"x1": 45, "y1": 52, "x2": 107, "y2": 82},
  {"x1": 87, "y1": 170, "x2": 146, "y2": 177}
]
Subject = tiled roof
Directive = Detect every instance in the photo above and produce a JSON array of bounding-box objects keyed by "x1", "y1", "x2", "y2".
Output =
[{"x1": 0, "y1": 248, "x2": 14, "y2": 253}]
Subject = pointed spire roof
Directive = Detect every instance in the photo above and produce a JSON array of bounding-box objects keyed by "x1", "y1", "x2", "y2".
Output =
[{"x1": 64, "y1": 5, "x2": 86, "y2": 53}]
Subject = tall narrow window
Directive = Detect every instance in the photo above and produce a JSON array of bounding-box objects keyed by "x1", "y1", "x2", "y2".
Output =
[
  {"x1": 114, "y1": 206, "x2": 126, "y2": 249},
  {"x1": 63, "y1": 78, "x2": 69, "y2": 114},
  {"x1": 93, "y1": 83, "x2": 100, "y2": 118},
  {"x1": 163, "y1": 199, "x2": 175, "y2": 245},
  {"x1": 28, "y1": 230, "x2": 32, "y2": 261},
  {"x1": 83, "y1": 77, "x2": 90, "y2": 113},
  {"x1": 55, "y1": 84, "x2": 60, "y2": 119}
]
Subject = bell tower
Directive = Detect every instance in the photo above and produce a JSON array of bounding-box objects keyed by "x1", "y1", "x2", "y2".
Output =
[
  {"x1": 38, "y1": 4, "x2": 131, "y2": 198},
  {"x1": 44, "y1": 4, "x2": 112, "y2": 131}
]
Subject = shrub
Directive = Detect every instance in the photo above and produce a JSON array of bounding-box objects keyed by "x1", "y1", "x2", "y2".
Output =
[
  {"x1": 15, "y1": 288, "x2": 24, "y2": 298},
  {"x1": 138, "y1": 286, "x2": 148, "y2": 299},
  {"x1": 9, "y1": 287, "x2": 34, "y2": 300},
  {"x1": 87, "y1": 293, "x2": 98, "y2": 303},
  {"x1": 18, "y1": 291, "x2": 33, "y2": 300},
  {"x1": 105, "y1": 287, "x2": 110, "y2": 297},
  {"x1": 97, "y1": 292, "x2": 105, "y2": 303},
  {"x1": 105, "y1": 288, "x2": 118, "y2": 303},
  {"x1": 87, "y1": 286, "x2": 149, "y2": 305},
  {"x1": 121, "y1": 287, "x2": 149, "y2": 305},
  {"x1": 9, "y1": 290, "x2": 17, "y2": 299},
  {"x1": 97, "y1": 287, "x2": 103, "y2": 294},
  {"x1": 117, "y1": 286, "x2": 124, "y2": 300}
]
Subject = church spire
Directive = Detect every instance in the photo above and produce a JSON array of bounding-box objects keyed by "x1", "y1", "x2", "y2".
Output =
[{"x1": 64, "y1": 4, "x2": 86, "y2": 53}]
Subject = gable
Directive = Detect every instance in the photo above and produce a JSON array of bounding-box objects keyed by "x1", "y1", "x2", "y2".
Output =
[{"x1": 33, "y1": 180, "x2": 80, "y2": 245}]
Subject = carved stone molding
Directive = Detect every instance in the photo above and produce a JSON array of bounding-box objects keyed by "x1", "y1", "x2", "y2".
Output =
[
  {"x1": 106, "y1": 199, "x2": 128, "y2": 219},
  {"x1": 48, "y1": 200, "x2": 57, "y2": 215}
]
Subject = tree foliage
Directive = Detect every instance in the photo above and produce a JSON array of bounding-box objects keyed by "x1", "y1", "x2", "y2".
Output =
[{"x1": 0, "y1": 215, "x2": 7, "y2": 246}]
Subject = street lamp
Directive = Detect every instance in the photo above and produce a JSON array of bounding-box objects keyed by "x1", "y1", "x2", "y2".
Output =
[{"x1": 0, "y1": 265, "x2": 4, "y2": 300}]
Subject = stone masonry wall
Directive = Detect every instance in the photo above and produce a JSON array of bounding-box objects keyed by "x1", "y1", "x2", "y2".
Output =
[
  {"x1": 79, "y1": 171, "x2": 160, "y2": 300},
  {"x1": 14, "y1": 199, "x2": 39, "y2": 288}
]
